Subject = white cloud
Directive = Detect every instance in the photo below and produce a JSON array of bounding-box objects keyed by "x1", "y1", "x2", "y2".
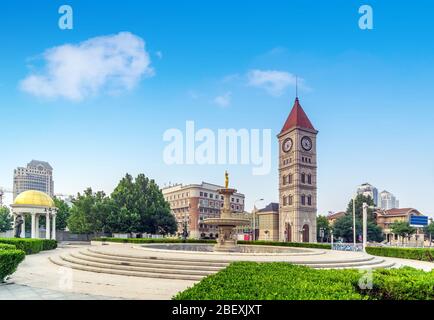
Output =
[
  {"x1": 246, "y1": 69, "x2": 305, "y2": 97},
  {"x1": 213, "y1": 92, "x2": 232, "y2": 107},
  {"x1": 20, "y1": 32, "x2": 154, "y2": 101}
]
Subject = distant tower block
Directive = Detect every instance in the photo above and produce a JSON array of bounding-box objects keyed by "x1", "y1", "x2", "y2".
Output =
[{"x1": 278, "y1": 98, "x2": 318, "y2": 243}]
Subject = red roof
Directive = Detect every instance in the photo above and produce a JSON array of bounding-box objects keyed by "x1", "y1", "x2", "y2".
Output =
[
  {"x1": 378, "y1": 208, "x2": 421, "y2": 217},
  {"x1": 281, "y1": 98, "x2": 315, "y2": 133}
]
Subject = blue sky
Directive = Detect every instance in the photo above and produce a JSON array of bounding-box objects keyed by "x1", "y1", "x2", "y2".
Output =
[{"x1": 0, "y1": 0, "x2": 433, "y2": 218}]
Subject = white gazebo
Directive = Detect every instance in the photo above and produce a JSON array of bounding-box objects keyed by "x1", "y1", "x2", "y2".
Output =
[{"x1": 11, "y1": 190, "x2": 57, "y2": 239}]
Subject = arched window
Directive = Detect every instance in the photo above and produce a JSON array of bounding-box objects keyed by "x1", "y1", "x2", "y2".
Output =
[
  {"x1": 308, "y1": 174, "x2": 312, "y2": 185},
  {"x1": 307, "y1": 195, "x2": 312, "y2": 206},
  {"x1": 301, "y1": 173, "x2": 306, "y2": 184},
  {"x1": 301, "y1": 195, "x2": 306, "y2": 205},
  {"x1": 289, "y1": 195, "x2": 293, "y2": 206},
  {"x1": 289, "y1": 174, "x2": 293, "y2": 184}
]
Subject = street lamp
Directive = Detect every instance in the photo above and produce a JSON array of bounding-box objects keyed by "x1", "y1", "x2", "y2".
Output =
[{"x1": 252, "y1": 199, "x2": 264, "y2": 241}]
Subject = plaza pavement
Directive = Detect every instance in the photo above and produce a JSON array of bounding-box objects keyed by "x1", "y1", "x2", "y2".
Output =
[{"x1": 2, "y1": 243, "x2": 433, "y2": 300}]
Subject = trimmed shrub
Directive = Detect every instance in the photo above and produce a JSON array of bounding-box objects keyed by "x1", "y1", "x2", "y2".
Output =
[
  {"x1": 238, "y1": 240, "x2": 331, "y2": 250},
  {"x1": 0, "y1": 249, "x2": 25, "y2": 282},
  {"x1": 174, "y1": 262, "x2": 434, "y2": 300},
  {"x1": 96, "y1": 237, "x2": 215, "y2": 244},
  {"x1": 42, "y1": 239, "x2": 58, "y2": 251},
  {"x1": 366, "y1": 246, "x2": 434, "y2": 262},
  {"x1": 0, "y1": 243, "x2": 16, "y2": 250},
  {"x1": 0, "y1": 238, "x2": 57, "y2": 255}
]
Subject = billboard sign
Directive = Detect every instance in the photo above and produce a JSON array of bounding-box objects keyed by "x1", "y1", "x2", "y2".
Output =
[{"x1": 409, "y1": 215, "x2": 428, "y2": 227}]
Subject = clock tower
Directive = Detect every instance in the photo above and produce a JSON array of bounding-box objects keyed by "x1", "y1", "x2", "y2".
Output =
[{"x1": 278, "y1": 98, "x2": 318, "y2": 243}]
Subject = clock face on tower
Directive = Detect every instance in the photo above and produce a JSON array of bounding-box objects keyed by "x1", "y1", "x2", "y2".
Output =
[
  {"x1": 301, "y1": 136, "x2": 313, "y2": 151},
  {"x1": 282, "y1": 138, "x2": 293, "y2": 153}
]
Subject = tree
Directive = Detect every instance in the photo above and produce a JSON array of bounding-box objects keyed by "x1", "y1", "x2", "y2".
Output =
[
  {"x1": 53, "y1": 197, "x2": 71, "y2": 231},
  {"x1": 332, "y1": 214, "x2": 383, "y2": 242},
  {"x1": 0, "y1": 206, "x2": 13, "y2": 233},
  {"x1": 67, "y1": 188, "x2": 114, "y2": 234},
  {"x1": 111, "y1": 173, "x2": 177, "y2": 234},
  {"x1": 424, "y1": 221, "x2": 434, "y2": 244},
  {"x1": 316, "y1": 215, "x2": 331, "y2": 242},
  {"x1": 390, "y1": 221, "x2": 416, "y2": 245},
  {"x1": 346, "y1": 194, "x2": 376, "y2": 222}
]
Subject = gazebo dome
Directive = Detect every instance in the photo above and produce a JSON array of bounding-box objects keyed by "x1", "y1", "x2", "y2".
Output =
[{"x1": 13, "y1": 190, "x2": 55, "y2": 208}]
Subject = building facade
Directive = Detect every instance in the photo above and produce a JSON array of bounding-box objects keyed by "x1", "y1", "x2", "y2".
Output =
[
  {"x1": 257, "y1": 202, "x2": 279, "y2": 241},
  {"x1": 326, "y1": 211, "x2": 346, "y2": 226},
  {"x1": 356, "y1": 183, "x2": 379, "y2": 206},
  {"x1": 162, "y1": 182, "x2": 245, "y2": 239},
  {"x1": 278, "y1": 98, "x2": 318, "y2": 243},
  {"x1": 379, "y1": 190, "x2": 399, "y2": 210},
  {"x1": 376, "y1": 208, "x2": 425, "y2": 244},
  {"x1": 13, "y1": 160, "x2": 54, "y2": 200}
]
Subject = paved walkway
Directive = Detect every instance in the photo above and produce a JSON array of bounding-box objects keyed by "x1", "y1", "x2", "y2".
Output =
[
  {"x1": 7, "y1": 245, "x2": 196, "y2": 300},
  {"x1": 0, "y1": 283, "x2": 118, "y2": 300}
]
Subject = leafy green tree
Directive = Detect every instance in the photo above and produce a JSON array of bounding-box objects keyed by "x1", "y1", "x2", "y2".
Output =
[
  {"x1": 332, "y1": 214, "x2": 383, "y2": 242},
  {"x1": 346, "y1": 194, "x2": 376, "y2": 222},
  {"x1": 0, "y1": 206, "x2": 13, "y2": 233},
  {"x1": 424, "y1": 221, "x2": 434, "y2": 243},
  {"x1": 67, "y1": 188, "x2": 113, "y2": 234},
  {"x1": 111, "y1": 174, "x2": 177, "y2": 234},
  {"x1": 53, "y1": 197, "x2": 71, "y2": 231},
  {"x1": 316, "y1": 215, "x2": 331, "y2": 242},
  {"x1": 390, "y1": 221, "x2": 416, "y2": 245}
]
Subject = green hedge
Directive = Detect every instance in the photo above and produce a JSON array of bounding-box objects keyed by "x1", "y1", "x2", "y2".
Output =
[
  {"x1": 95, "y1": 238, "x2": 331, "y2": 250},
  {"x1": 0, "y1": 243, "x2": 16, "y2": 250},
  {"x1": 96, "y1": 237, "x2": 215, "y2": 244},
  {"x1": 238, "y1": 240, "x2": 331, "y2": 250},
  {"x1": 174, "y1": 262, "x2": 434, "y2": 300},
  {"x1": 366, "y1": 246, "x2": 434, "y2": 262},
  {"x1": 0, "y1": 239, "x2": 57, "y2": 255},
  {"x1": 0, "y1": 249, "x2": 25, "y2": 282}
]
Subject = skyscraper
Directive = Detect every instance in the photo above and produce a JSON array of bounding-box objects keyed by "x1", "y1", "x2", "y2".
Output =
[
  {"x1": 379, "y1": 190, "x2": 399, "y2": 210},
  {"x1": 278, "y1": 98, "x2": 318, "y2": 243},
  {"x1": 356, "y1": 183, "x2": 379, "y2": 206},
  {"x1": 13, "y1": 160, "x2": 54, "y2": 199}
]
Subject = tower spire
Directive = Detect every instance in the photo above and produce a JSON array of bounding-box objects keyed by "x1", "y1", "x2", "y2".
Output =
[{"x1": 295, "y1": 75, "x2": 298, "y2": 99}]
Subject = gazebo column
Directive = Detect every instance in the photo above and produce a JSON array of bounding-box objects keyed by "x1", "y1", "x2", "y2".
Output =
[
  {"x1": 51, "y1": 215, "x2": 56, "y2": 240},
  {"x1": 46, "y1": 213, "x2": 51, "y2": 239},
  {"x1": 31, "y1": 213, "x2": 36, "y2": 239},
  {"x1": 21, "y1": 215, "x2": 26, "y2": 238},
  {"x1": 35, "y1": 215, "x2": 40, "y2": 239}
]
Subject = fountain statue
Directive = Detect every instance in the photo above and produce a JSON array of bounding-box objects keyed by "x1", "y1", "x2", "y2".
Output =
[{"x1": 204, "y1": 171, "x2": 250, "y2": 252}]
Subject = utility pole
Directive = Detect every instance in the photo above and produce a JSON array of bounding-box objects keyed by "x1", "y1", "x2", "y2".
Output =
[
  {"x1": 353, "y1": 196, "x2": 356, "y2": 250},
  {"x1": 362, "y1": 202, "x2": 368, "y2": 252}
]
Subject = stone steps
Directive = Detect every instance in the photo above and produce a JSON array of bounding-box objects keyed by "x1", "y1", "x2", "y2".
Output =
[
  {"x1": 73, "y1": 252, "x2": 226, "y2": 271},
  {"x1": 49, "y1": 256, "x2": 206, "y2": 281},
  {"x1": 48, "y1": 247, "x2": 395, "y2": 281}
]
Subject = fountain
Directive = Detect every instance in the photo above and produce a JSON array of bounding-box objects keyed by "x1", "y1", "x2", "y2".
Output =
[{"x1": 204, "y1": 171, "x2": 250, "y2": 252}]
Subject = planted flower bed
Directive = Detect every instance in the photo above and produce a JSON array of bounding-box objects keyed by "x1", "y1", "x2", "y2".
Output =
[{"x1": 174, "y1": 262, "x2": 434, "y2": 300}]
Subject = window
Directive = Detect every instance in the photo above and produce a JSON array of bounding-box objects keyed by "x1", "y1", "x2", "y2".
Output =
[
  {"x1": 283, "y1": 196, "x2": 288, "y2": 206},
  {"x1": 289, "y1": 195, "x2": 293, "y2": 206},
  {"x1": 307, "y1": 195, "x2": 312, "y2": 206},
  {"x1": 283, "y1": 175, "x2": 287, "y2": 185},
  {"x1": 289, "y1": 174, "x2": 293, "y2": 184},
  {"x1": 301, "y1": 195, "x2": 306, "y2": 205},
  {"x1": 308, "y1": 174, "x2": 312, "y2": 185},
  {"x1": 301, "y1": 173, "x2": 306, "y2": 184},
  {"x1": 200, "y1": 192, "x2": 203, "y2": 197}
]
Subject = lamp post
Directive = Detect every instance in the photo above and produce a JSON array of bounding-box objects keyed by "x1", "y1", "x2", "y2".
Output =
[
  {"x1": 252, "y1": 199, "x2": 264, "y2": 241},
  {"x1": 352, "y1": 195, "x2": 357, "y2": 250}
]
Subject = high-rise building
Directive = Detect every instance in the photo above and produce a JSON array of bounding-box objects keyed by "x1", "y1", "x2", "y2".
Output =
[
  {"x1": 278, "y1": 98, "x2": 318, "y2": 243},
  {"x1": 379, "y1": 190, "x2": 399, "y2": 210},
  {"x1": 356, "y1": 183, "x2": 378, "y2": 206},
  {"x1": 162, "y1": 182, "x2": 245, "y2": 239},
  {"x1": 13, "y1": 160, "x2": 54, "y2": 199}
]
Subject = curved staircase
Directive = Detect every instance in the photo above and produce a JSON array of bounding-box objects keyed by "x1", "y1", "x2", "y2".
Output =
[{"x1": 49, "y1": 248, "x2": 395, "y2": 281}]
